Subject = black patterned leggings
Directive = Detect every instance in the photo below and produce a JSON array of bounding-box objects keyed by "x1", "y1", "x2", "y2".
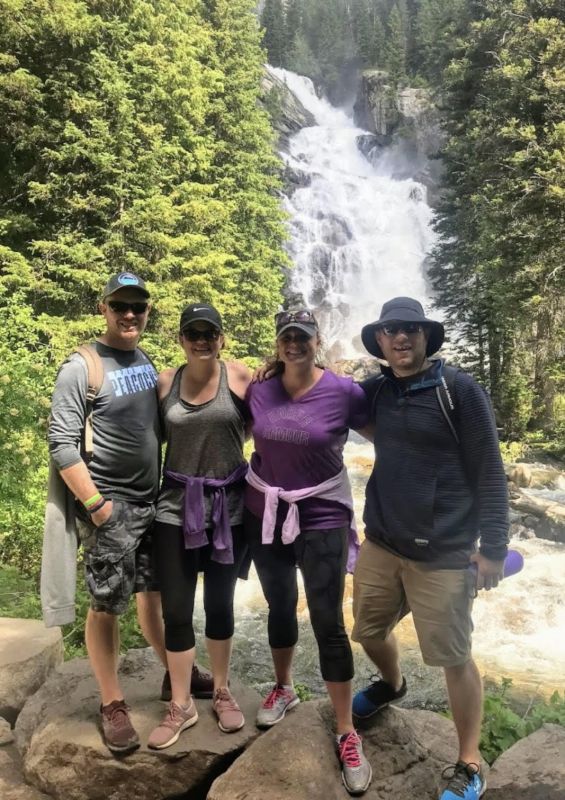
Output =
[{"x1": 244, "y1": 510, "x2": 354, "y2": 683}]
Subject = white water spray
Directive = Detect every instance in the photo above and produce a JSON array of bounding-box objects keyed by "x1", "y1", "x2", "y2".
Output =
[{"x1": 273, "y1": 67, "x2": 435, "y2": 359}]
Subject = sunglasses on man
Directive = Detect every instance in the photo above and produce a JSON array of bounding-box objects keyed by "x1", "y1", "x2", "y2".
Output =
[
  {"x1": 275, "y1": 309, "x2": 316, "y2": 327},
  {"x1": 378, "y1": 323, "x2": 425, "y2": 337},
  {"x1": 182, "y1": 327, "x2": 221, "y2": 342},
  {"x1": 107, "y1": 300, "x2": 149, "y2": 314}
]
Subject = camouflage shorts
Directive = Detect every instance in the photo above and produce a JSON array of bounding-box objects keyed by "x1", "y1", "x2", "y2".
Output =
[{"x1": 76, "y1": 499, "x2": 158, "y2": 615}]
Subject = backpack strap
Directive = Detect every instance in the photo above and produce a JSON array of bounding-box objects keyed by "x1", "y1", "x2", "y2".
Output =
[
  {"x1": 369, "y1": 363, "x2": 462, "y2": 445},
  {"x1": 435, "y1": 364, "x2": 460, "y2": 445},
  {"x1": 74, "y1": 344, "x2": 105, "y2": 462},
  {"x1": 368, "y1": 374, "x2": 387, "y2": 422}
]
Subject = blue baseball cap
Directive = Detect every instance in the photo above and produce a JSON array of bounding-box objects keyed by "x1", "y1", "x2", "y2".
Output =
[{"x1": 102, "y1": 272, "x2": 150, "y2": 299}]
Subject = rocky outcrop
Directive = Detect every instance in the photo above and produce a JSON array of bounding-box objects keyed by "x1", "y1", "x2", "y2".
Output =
[
  {"x1": 261, "y1": 65, "x2": 315, "y2": 151},
  {"x1": 506, "y1": 463, "x2": 565, "y2": 544},
  {"x1": 0, "y1": 618, "x2": 63, "y2": 725},
  {"x1": 486, "y1": 723, "x2": 565, "y2": 799},
  {"x1": 210, "y1": 701, "x2": 459, "y2": 800},
  {"x1": 353, "y1": 70, "x2": 445, "y2": 205},
  {"x1": 16, "y1": 649, "x2": 261, "y2": 800}
]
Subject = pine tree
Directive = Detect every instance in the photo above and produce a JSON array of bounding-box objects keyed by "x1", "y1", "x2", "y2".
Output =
[
  {"x1": 260, "y1": 0, "x2": 286, "y2": 67},
  {"x1": 385, "y1": 3, "x2": 407, "y2": 81}
]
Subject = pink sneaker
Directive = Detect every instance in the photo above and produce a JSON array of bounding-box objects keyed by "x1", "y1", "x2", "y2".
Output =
[
  {"x1": 212, "y1": 687, "x2": 244, "y2": 733},
  {"x1": 148, "y1": 700, "x2": 198, "y2": 749}
]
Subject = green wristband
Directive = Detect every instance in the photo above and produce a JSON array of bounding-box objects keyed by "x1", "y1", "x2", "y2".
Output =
[{"x1": 83, "y1": 492, "x2": 103, "y2": 509}]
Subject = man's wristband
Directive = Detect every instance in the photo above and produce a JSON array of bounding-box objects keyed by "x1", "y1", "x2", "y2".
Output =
[
  {"x1": 83, "y1": 492, "x2": 103, "y2": 510},
  {"x1": 87, "y1": 498, "x2": 107, "y2": 515}
]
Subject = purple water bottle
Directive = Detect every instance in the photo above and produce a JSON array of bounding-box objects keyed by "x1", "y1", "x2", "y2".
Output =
[
  {"x1": 501, "y1": 549, "x2": 524, "y2": 578},
  {"x1": 470, "y1": 549, "x2": 524, "y2": 579}
]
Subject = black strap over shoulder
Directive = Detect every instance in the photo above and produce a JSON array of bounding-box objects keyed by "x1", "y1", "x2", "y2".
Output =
[
  {"x1": 435, "y1": 364, "x2": 461, "y2": 445},
  {"x1": 369, "y1": 363, "x2": 462, "y2": 445}
]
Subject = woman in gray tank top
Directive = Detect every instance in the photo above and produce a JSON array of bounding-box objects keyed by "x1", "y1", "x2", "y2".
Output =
[{"x1": 148, "y1": 303, "x2": 251, "y2": 749}]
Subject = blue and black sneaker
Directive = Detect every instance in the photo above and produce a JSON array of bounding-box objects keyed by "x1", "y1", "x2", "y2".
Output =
[
  {"x1": 352, "y1": 676, "x2": 407, "y2": 720},
  {"x1": 439, "y1": 762, "x2": 486, "y2": 799}
]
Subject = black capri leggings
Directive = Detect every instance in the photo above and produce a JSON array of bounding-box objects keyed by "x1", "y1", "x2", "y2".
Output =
[
  {"x1": 244, "y1": 509, "x2": 354, "y2": 683},
  {"x1": 153, "y1": 521, "x2": 247, "y2": 652}
]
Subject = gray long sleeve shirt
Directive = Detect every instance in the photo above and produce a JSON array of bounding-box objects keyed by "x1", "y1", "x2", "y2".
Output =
[{"x1": 48, "y1": 341, "x2": 161, "y2": 503}]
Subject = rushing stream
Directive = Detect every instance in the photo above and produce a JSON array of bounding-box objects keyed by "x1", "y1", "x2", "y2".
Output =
[{"x1": 193, "y1": 69, "x2": 565, "y2": 706}]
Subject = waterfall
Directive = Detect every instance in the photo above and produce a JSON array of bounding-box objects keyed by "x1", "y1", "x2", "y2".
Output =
[{"x1": 274, "y1": 67, "x2": 436, "y2": 360}]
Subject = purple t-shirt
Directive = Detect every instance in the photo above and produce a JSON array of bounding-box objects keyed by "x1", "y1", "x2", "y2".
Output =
[{"x1": 245, "y1": 370, "x2": 369, "y2": 529}]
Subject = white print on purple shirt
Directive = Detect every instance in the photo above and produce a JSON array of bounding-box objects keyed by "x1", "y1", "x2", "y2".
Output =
[
  {"x1": 266, "y1": 406, "x2": 314, "y2": 427},
  {"x1": 263, "y1": 428, "x2": 310, "y2": 446}
]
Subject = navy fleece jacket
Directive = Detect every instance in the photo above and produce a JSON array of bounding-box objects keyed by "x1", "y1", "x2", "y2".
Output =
[{"x1": 361, "y1": 360, "x2": 509, "y2": 567}]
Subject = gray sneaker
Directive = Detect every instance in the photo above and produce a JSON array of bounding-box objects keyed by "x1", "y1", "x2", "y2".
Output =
[
  {"x1": 338, "y1": 730, "x2": 372, "y2": 796},
  {"x1": 256, "y1": 684, "x2": 300, "y2": 728},
  {"x1": 148, "y1": 700, "x2": 198, "y2": 749}
]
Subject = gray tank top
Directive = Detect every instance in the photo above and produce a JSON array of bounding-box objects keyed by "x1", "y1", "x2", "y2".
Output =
[{"x1": 156, "y1": 361, "x2": 246, "y2": 527}]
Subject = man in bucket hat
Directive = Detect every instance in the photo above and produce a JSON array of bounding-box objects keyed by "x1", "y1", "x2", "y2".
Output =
[{"x1": 352, "y1": 297, "x2": 509, "y2": 800}]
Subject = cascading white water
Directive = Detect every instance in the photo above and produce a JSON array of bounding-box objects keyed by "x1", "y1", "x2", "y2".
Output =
[{"x1": 273, "y1": 66, "x2": 435, "y2": 359}]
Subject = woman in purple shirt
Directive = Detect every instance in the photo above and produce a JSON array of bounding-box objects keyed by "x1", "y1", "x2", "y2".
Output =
[{"x1": 245, "y1": 309, "x2": 372, "y2": 796}]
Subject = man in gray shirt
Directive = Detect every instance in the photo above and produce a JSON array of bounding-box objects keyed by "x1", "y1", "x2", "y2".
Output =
[{"x1": 48, "y1": 272, "x2": 167, "y2": 753}]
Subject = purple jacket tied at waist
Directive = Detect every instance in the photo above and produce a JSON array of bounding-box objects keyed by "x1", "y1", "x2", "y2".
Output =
[
  {"x1": 162, "y1": 462, "x2": 248, "y2": 564},
  {"x1": 245, "y1": 464, "x2": 360, "y2": 573}
]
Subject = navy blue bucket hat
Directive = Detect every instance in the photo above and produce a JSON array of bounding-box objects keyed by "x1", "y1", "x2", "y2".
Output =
[{"x1": 361, "y1": 297, "x2": 445, "y2": 359}]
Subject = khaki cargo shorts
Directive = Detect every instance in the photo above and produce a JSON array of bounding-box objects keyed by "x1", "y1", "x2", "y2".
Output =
[{"x1": 352, "y1": 539, "x2": 476, "y2": 667}]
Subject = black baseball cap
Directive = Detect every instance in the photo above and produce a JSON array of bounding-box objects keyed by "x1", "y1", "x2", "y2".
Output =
[
  {"x1": 102, "y1": 272, "x2": 150, "y2": 299},
  {"x1": 179, "y1": 303, "x2": 223, "y2": 332}
]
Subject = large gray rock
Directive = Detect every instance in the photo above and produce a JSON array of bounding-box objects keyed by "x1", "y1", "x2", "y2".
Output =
[
  {"x1": 261, "y1": 64, "x2": 316, "y2": 151},
  {"x1": 353, "y1": 70, "x2": 445, "y2": 205},
  {"x1": 16, "y1": 648, "x2": 261, "y2": 800},
  {"x1": 0, "y1": 618, "x2": 63, "y2": 724},
  {"x1": 486, "y1": 723, "x2": 565, "y2": 799},
  {"x1": 209, "y1": 700, "x2": 459, "y2": 800}
]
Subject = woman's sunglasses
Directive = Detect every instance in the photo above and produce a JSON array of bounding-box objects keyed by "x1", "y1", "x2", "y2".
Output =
[
  {"x1": 275, "y1": 309, "x2": 316, "y2": 327},
  {"x1": 182, "y1": 327, "x2": 221, "y2": 342}
]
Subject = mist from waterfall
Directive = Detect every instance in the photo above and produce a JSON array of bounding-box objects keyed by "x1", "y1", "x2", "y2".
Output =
[{"x1": 274, "y1": 66, "x2": 435, "y2": 359}]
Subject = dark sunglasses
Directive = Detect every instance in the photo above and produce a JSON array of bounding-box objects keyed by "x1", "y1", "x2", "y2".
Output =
[
  {"x1": 108, "y1": 300, "x2": 148, "y2": 314},
  {"x1": 275, "y1": 309, "x2": 316, "y2": 327},
  {"x1": 182, "y1": 327, "x2": 221, "y2": 342},
  {"x1": 278, "y1": 332, "x2": 312, "y2": 344},
  {"x1": 379, "y1": 323, "x2": 424, "y2": 337}
]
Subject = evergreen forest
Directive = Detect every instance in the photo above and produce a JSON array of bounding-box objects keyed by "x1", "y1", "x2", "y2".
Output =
[{"x1": 0, "y1": 0, "x2": 287, "y2": 571}]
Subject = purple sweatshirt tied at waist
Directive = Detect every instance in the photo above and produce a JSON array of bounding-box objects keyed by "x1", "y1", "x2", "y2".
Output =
[
  {"x1": 245, "y1": 464, "x2": 360, "y2": 573},
  {"x1": 162, "y1": 462, "x2": 248, "y2": 564}
]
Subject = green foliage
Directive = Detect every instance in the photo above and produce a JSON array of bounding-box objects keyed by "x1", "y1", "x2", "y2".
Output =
[
  {"x1": 294, "y1": 682, "x2": 313, "y2": 702},
  {"x1": 0, "y1": 0, "x2": 287, "y2": 577},
  {"x1": 498, "y1": 440, "x2": 527, "y2": 464},
  {"x1": 429, "y1": 0, "x2": 565, "y2": 444},
  {"x1": 0, "y1": 564, "x2": 146, "y2": 660},
  {"x1": 480, "y1": 678, "x2": 565, "y2": 764}
]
